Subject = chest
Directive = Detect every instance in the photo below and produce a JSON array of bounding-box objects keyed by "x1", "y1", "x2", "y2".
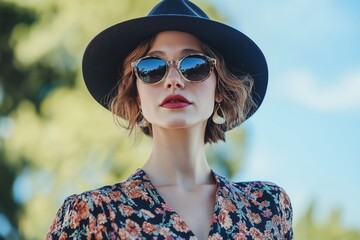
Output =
[
  {"x1": 156, "y1": 185, "x2": 217, "y2": 240},
  {"x1": 99, "y1": 174, "x2": 292, "y2": 239},
  {"x1": 110, "y1": 185, "x2": 288, "y2": 239}
]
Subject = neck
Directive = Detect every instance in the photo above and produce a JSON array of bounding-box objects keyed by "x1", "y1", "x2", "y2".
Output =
[{"x1": 142, "y1": 123, "x2": 214, "y2": 189}]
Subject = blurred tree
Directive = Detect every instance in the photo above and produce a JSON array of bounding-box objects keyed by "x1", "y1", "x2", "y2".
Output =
[
  {"x1": 0, "y1": 0, "x2": 232, "y2": 239},
  {"x1": 294, "y1": 202, "x2": 360, "y2": 240},
  {"x1": 0, "y1": 1, "x2": 75, "y2": 115},
  {"x1": 0, "y1": 2, "x2": 37, "y2": 239}
]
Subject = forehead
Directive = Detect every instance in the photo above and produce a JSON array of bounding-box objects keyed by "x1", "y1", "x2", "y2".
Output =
[{"x1": 148, "y1": 31, "x2": 204, "y2": 55}]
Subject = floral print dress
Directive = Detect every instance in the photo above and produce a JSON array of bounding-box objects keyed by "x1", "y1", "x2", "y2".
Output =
[{"x1": 47, "y1": 169, "x2": 293, "y2": 239}]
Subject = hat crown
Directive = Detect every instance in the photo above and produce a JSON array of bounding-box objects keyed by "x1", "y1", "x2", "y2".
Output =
[{"x1": 148, "y1": 0, "x2": 209, "y2": 19}]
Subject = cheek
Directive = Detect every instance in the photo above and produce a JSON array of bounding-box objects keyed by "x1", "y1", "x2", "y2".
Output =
[
  {"x1": 196, "y1": 75, "x2": 217, "y2": 113},
  {"x1": 136, "y1": 80, "x2": 150, "y2": 103},
  {"x1": 136, "y1": 81, "x2": 147, "y2": 109},
  {"x1": 136, "y1": 81, "x2": 157, "y2": 116},
  {"x1": 201, "y1": 75, "x2": 217, "y2": 101}
]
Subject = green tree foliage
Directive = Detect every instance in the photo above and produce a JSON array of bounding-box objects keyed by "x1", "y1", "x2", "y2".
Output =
[
  {"x1": 0, "y1": 2, "x2": 37, "y2": 238},
  {"x1": 0, "y1": 1, "x2": 75, "y2": 115},
  {"x1": 0, "y1": 1, "x2": 231, "y2": 239},
  {"x1": 294, "y1": 202, "x2": 360, "y2": 240}
]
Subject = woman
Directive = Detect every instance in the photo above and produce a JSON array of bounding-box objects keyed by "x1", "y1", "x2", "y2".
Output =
[{"x1": 47, "y1": 0, "x2": 293, "y2": 239}]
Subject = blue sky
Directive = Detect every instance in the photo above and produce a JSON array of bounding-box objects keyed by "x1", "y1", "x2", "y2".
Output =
[{"x1": 210, "y1": 0, "x2": 360, "y2": 228}]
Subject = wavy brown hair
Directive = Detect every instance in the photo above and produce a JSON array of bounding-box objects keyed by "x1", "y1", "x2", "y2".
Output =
[{"x1": 110, "y1": 35, "x2": 257, "y2": 143}]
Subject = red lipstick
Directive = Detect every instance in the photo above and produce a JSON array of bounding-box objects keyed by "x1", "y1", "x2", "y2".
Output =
[{"x1": 160, "y1": 95, "x2": 191, "y2": 109}]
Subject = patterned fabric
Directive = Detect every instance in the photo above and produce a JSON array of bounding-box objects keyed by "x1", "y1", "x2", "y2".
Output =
[{"x1": 47, "y1": 169, "x2": 293, "y2": 239}]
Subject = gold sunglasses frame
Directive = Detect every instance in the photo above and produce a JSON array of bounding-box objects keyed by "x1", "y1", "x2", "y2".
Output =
[{"x1": 131, "y1": 53, "x2": 216, "y2": 85}]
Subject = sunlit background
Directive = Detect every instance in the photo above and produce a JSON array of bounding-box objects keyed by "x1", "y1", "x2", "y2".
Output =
[
  {"x1": 0, "y1": 0, "x2": 359, "y2": 239},
  {"x1": 213, "y1": 0, "x2": 360, "y2": 230}
]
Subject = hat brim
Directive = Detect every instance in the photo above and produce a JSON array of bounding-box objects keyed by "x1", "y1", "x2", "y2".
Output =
[{"x1": 82, "y1": 15, "x2": 268, "y2": 121}]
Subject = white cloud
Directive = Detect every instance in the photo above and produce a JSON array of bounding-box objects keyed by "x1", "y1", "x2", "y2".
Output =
[{"x1": 284, "y1": 69, "x2": 360, "y2": 111}]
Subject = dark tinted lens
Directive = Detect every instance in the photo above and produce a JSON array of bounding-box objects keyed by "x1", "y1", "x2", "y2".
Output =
[
  {"x1": 137, "y1": 57, "x2": 167, "y2": 83},
  {"x1": 180, "y1": 55, "x2": 210, "y2": 81}
]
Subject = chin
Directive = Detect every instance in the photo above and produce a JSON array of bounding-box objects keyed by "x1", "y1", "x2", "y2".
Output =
[
  {"x1": 154, "y1": 118, "x2": 209, "y2": 130},
  {"x1": 161, "y1": 120, "x2": 191, "y2": 129}
]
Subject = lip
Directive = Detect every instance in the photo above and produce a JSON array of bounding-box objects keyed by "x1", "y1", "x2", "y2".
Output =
[{"x1": 160, "y1": 95, "x2": 192, "y2": 109}]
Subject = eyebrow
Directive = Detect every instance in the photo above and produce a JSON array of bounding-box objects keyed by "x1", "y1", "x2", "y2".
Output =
[{"x1": 147, "y1": 48, "x2": 203, "y2": 57}]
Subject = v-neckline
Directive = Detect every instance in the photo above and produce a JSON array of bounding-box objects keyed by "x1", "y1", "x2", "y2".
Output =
[{"x1": 137, "y1": 168, "x2": 221, "y2": 239}]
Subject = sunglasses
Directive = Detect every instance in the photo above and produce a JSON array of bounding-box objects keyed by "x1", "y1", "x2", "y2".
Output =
[{"x1": 131, "y1": 53, "x2": 216, "y2": 84}]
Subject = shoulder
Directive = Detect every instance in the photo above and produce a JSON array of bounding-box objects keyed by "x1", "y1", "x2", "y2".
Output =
[
  {"x1": 235, "y1": 181, "x2": 291, "y2": 204},
  {"x1": 215, "y1": 173, "x2": 292, "y2": 217},
  {"x1": 46, "y1": 173, "x2": 146, "y2": 239},
  {"x1": 215, "y1": 172, "x2": 291, "y2": 206},
  {"x1": 46, "y1": 183, "x2": 121, "y2": 239},
  {"x1": 232, "y1": 180, "x2": 292, "y2": 214},
  {"x1": 213, "y1": 172, "x2": 294, "y2": 238},
  {"x1": 55, "y1": 174, "x2": 146, "y2": 212},
  {"x1": 59, "y1": 180, "x2": 129, "y2": 210},
  {"x1": 57, "y1": 168, "x2": 150, "y2": 209},
  {"x1": 234, "y1": 180, "x2": 293, "y2": 237}
]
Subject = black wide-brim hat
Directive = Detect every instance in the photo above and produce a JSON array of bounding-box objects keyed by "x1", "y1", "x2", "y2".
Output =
[{"x1": 83, "y1": 0, "x2": 268, "y2": 124}]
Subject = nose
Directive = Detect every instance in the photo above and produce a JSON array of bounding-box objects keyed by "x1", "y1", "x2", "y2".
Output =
[{"x1": 163, "y1": 65, "x2": 185, "y2": 90}]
